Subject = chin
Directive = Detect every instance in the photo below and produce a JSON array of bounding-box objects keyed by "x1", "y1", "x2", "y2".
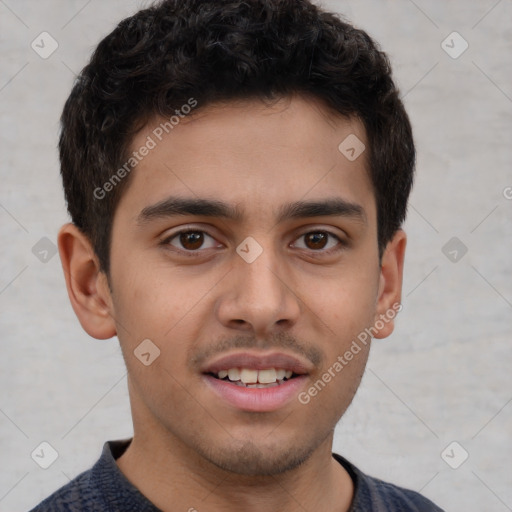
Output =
[{"x1": 196, "y1": 434, "x2": 322, "y2": 476}]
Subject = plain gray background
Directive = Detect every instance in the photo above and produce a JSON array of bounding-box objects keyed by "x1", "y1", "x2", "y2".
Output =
[{"x1": 1, "y1": 1, "x2": 511, "y2": 511}]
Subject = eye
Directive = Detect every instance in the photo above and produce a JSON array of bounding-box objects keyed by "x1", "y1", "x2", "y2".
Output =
[
  {"x1": 166, "y1": 230, "x2": 219, "y2": 251},
  {"x1": 292, "y1": 231, "x2": 342, "y2": 251}
]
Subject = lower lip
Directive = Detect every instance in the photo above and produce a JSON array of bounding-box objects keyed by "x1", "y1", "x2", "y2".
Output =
[{"x1": 203, "y1": 375, "x2": 308, "y2": 412}]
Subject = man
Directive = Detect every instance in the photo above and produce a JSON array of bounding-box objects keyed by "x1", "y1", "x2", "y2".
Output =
[{"x1": 31, "y1": 0, "x2": 443, "y2": 510}]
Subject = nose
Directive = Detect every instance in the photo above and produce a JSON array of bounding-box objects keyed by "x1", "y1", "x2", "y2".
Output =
[{"x1": 215, "y1": 244, "x2": 301, "y2": 336}]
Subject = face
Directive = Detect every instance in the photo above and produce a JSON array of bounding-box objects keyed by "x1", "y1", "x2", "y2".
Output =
[{"x1": 99, "y1": 95, "x2": 400, "y2": 476}]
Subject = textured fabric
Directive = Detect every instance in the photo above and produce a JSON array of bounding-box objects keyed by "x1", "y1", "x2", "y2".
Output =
[
  {"x1": 30, "y1": 439, "x2": 444, "y2": 512},
  {"x1": 332, "y1": 454, "x2": 444, "y2": 511}
]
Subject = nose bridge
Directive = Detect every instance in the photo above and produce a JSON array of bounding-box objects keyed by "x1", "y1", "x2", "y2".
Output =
[
  {"x1": 241, "y1": 246, "x2": 282, "y2": 302},
  {"x1": 216, "y1": 238, "x2": 300, "y2": 333}
]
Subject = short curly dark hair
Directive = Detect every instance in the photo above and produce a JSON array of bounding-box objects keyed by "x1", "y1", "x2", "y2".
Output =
[{"x1": 59, "y1": 0, "x2": 415, "y2": 275}]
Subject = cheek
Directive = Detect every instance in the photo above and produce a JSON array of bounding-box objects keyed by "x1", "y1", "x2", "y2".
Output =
[
  {"x1": 299, "y1": 265, "x2": 379, "y2": 339},
  {"x1": 111, "y1": 256, "x2": 215, "y2": 343}
]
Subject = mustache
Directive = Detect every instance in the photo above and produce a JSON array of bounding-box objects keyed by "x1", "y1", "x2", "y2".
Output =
[{"x1": 191, "y1": 331, "x2": 323, "y2": 368}]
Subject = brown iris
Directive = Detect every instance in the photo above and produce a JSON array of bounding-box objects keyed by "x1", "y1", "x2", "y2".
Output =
[
  {"x1": 180, "y1": 231, "x2": 204, "y2": 250},
  {"x1": 304, "y1": 232, "x2": 328, "y2": 250}
]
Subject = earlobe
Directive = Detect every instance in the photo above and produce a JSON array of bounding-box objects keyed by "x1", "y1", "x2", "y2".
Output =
[
  {"x1": 373, "y1": 229, "x2": 407, "y2": 339},
  {"x1": 58, "y1": 223, "x2": 117, "y2": 340}
]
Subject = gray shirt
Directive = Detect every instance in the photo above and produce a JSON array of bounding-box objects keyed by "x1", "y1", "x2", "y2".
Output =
[{"x1": 30, "y1": 439, "x2": 444, "y2": 511}]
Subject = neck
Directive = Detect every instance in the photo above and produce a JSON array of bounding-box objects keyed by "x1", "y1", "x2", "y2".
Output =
[{"x1": 116, "y1": 428, "x2": 354, "y2": 512}]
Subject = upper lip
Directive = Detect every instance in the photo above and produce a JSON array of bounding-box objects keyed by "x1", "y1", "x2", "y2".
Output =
[{"x1": 200, "y1": 351, "x2": 313, "y2": 375}]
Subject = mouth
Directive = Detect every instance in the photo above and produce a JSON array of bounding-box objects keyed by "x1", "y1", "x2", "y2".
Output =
[
  {"x1": 200, "y1": 351, "x2": 311, "y2": 412},
  {"x1": 207, "y1": 367, "x2": 298, "y2": 388}
]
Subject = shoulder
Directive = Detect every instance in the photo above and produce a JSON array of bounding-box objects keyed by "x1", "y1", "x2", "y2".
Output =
[
  {"x1": 333, "y1": 454, "x2": 445, "y2": 512},
  {"x1": 28, "y1": 468, "x2": 97, "y2": 512},
  {"x1": 28, "y1": 439, "x2": 158, "y2": 512},
  {"x1": 28, "y1": 440, "x2": 130, "y2": 512},
  {"x1": 358, "y1": 475, "x2": 444, "y2": 511}
]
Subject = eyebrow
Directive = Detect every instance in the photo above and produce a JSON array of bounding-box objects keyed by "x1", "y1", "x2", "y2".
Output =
[{"x1": 136, "y1": 196, "x2": 366, "y2": 225}]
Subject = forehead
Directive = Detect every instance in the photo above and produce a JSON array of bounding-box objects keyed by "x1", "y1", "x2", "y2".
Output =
[{"x1": 115, "y1": 95, "x2": 375, "y2": 225}]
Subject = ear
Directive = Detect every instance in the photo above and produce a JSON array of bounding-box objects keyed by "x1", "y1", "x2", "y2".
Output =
[
  {"x1": 58, "y1": 223, "x2": 117, "y2": 340},
  {"x1": 373, "y1": 229, "x2": 407, "y2": 339}
]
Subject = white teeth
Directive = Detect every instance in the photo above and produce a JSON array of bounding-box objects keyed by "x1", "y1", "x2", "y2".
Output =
[
  {"x1": 240, "y1": 368, "x2": 258, "y2": 384},
  {"x1": 216, "y1": 367, "x2": 295, "y2": 384},
  {"x1": 228, "y1": 368, "x2": 240, "y2": 381},
  {"x1": 245, "y1": 382, "x2": 280, "y2": 389},
  {"x1": 258, "y1": 368, "x2": 277, "y2": 384}
]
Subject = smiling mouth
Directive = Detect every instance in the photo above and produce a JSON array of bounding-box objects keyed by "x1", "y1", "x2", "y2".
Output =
[
  {"x1": 201, "y1": 352, "x2": 311, "y2": 411},
  {"x1": 207, "y1": 367, "x2": 300, "y2": 388}
]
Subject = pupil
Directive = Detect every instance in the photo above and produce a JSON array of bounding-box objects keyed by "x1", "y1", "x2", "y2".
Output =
[
  {"x1": 306, "y1": 232, "x2": 327, "y2": 249},
  {"x1": 181, "y1": 232, "x2": 204, "y2": 250}
]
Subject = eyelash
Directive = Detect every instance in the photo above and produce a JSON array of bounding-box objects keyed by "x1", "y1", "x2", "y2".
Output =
[{"x1": 161, "y1": 228, "x2": 346, "y2": 256}]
